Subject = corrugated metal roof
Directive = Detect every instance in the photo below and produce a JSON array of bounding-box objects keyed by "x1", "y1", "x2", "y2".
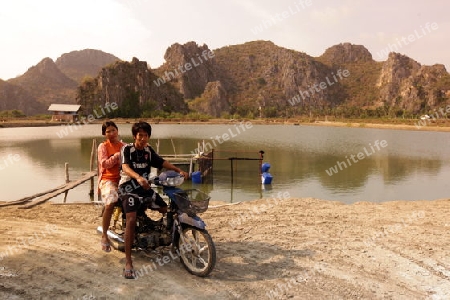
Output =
[{"x1": 48, "y1": 104, "x2": 81, "y2": 112}]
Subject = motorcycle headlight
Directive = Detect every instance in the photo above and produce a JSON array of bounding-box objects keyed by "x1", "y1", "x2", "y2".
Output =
[{"x1": 159, "y1": 171, "x2": 184, "y2": 186}]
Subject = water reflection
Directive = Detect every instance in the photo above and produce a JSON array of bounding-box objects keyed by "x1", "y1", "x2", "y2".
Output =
[
  {"x1": 255, "y1": 145, "x2": 444, "y2": 193},
  {"x1": 379, "y1": 156, "x2": 443, "y2": 183},
  {"x1": 8, "y1": 139, "x2": 90, "y2": 170},
  {"x1": 0, "y1": 124, "x2": 449, "y2": 203}
]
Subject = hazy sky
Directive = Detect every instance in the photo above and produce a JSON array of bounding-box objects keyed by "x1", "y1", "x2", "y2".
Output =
[{"x1": 1, "y1": 0, "x2": 448, "y2": 80}]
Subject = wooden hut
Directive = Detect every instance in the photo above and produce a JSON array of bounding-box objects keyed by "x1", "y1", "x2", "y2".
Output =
[{"x1": 48, "y1": 104, "x2": 81, "y2": 122}]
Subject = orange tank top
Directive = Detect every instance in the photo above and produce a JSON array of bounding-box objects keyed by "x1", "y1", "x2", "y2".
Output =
[{"x1": 102, "y1": 140, "x2": 122, "y2": 182}]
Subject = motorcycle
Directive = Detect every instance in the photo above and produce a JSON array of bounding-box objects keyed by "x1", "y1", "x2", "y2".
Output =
[{"x1": 97, "y1": 171, "x2": 216, "y2": 277}]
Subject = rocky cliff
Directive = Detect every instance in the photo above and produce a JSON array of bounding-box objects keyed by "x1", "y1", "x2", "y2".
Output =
[
  {"x1": 155, "y1": 42, "x2": 217, "y2": 100},
  {"x1": 186, "y1": 41, "x2": 348, "y2": 117},
  {"x1": 317, "y1": 43, "x2": 382, "y2": 109},
  {"x1": 320, "y1": 43, "x2": 374, "y2": 65},
  {"x1": 188, "y1": 81, "x2": 229, "y2": 117},
  {"x1": 377, "y1": 53, "x2": 449, "y2": 112},
  {"x1": 77, "y1": 57, "x2": 187, "y2": 117}
]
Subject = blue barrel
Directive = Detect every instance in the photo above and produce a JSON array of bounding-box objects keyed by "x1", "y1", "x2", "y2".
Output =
[
  {"x1": 261, "y1": 172, "x2": 273, "y2": 184},
  {"x1": 261, "y1": 162, "x2": 271, "y2": 173},
  {"x1": 192, "y1": 171, "x2": 202, "y2": 184}
]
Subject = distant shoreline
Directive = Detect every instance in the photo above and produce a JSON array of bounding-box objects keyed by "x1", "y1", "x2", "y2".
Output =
[{"x1": 1, "y1": 118, "x2": 450, "y2": 132}]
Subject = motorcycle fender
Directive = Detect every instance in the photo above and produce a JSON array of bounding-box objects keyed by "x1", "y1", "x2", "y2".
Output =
[{"x1": 178, "y1": 213, "x2": 206, "y2": 230}]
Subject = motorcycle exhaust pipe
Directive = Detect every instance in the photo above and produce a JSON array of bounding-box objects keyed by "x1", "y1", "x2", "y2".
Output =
[{"x1": 96, "y1": 226, "x2": 125, "y2": 243}]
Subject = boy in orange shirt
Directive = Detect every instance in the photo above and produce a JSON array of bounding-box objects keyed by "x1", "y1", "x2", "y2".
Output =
[{"x1": 98, "y1": 121, "x2": 126, "y2": 252}]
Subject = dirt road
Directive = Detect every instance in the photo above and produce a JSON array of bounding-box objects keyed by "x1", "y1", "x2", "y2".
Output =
[{"x1": 0, "y1": 197, "x2": 449, "y2": 299}]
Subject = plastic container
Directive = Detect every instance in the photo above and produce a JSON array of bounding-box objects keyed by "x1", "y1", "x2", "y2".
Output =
[
  {"x1": 261, "y1": 162, "x2": 271, "y2": 173},
  {"x1": 261, "y1": 172, "x2": 273, "y2": 184},
  {"x1": 192, "y1": 171, "x2": 202, "y2": 184}
]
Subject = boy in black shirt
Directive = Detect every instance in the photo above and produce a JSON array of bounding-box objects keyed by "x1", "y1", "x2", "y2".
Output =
[{"x1": 119, "y1": 121, "x2": 188, "y2": 279}]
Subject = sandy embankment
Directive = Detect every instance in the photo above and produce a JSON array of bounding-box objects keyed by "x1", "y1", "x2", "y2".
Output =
[{"x1": 0, "y1": 196, "x2": 449, "y2": 299}]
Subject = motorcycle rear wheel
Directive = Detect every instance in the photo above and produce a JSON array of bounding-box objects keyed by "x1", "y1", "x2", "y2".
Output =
[{"x1": 176, "y1": 225, "x2": 216, "y2": 277}]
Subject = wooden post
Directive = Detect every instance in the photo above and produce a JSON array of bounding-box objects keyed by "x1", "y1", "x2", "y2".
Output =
[
  {"x1": 171, "y1": 138, "x2": 176, "y2": 157},
  {"x1": 258, "y1": 150, "x2": 264, "y2": 176},
  {"x1": 89, "y1": 139, "x2": 97, "y2": 196},
  {"x1": 63, "y1": 162, "x2": 69, "y2": 203},
  {"x1": 211, "y1": 149, "x2": 214, "y2": 182},
  {"x1": 65, "y1": 162, "x2": 70, "y2": 183},
  {"x1": 230, "y1": 158, "x2": 234, "y2": 185}
]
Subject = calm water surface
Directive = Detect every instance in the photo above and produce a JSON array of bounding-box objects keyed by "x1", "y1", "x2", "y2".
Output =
[{"x1": 1, "y1": 123, "x2": 449, "y2": 204}]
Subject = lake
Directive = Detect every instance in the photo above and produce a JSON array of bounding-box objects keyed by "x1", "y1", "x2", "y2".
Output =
[{"x1": 1, "y1": 122, "x2": 449, "y2": 204}]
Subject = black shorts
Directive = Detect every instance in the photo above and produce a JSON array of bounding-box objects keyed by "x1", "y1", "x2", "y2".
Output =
[{"x1": 119, "y1": 186, "x2": 167, "y2": 214}]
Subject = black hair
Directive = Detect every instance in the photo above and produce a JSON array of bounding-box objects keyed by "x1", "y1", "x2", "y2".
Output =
[
  {"x1": 101, "y1": 121, "x2": 118, "y2": 135},
  {"x1": 131, "y1": 121, "x2": 152, "y2": 137}
]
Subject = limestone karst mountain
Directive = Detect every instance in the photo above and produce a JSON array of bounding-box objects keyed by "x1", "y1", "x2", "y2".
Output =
[
  {"x1": 3, "y1": 49, "x2": 120, "y2": 115},
  {"x1": 78, "y1": 41, "x2": 449, "y2": 118},
  {"x1": 8, "y1": 57, "x2": 78, "y2": 108},
  {"x1": 2, "y1": 42, "x2": 449, "y2": 117}
]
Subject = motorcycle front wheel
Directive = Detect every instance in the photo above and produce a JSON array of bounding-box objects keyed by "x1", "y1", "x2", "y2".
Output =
[{"x1": 176, "y1": 225, "x2": 216, "y2": 277}]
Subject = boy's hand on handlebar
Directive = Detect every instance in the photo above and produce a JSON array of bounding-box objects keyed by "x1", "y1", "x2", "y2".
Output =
[{"x1": 179, "y1": 171, "x2": 189, "y2": 179}]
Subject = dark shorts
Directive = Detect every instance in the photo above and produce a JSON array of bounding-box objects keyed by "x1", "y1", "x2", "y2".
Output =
[{"x1": 119, "y1": 184, "x2": 167, "y2": 214}]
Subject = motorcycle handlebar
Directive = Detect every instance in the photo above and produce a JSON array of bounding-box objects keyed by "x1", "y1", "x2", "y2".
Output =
[{"x1": 148, "y1": 171, "x2": 187, "y2": 187}]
